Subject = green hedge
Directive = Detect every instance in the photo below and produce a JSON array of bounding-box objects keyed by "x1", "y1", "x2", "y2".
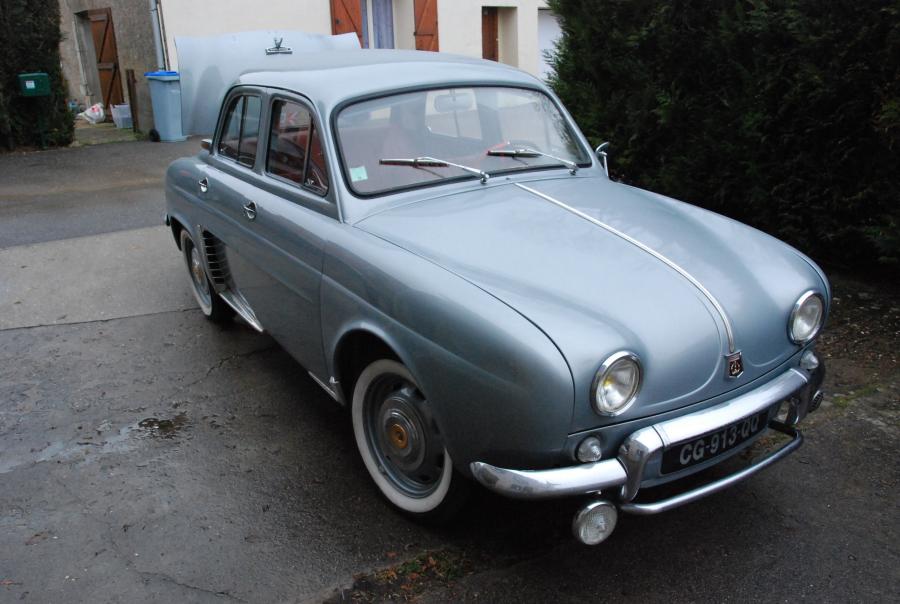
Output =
[
  {"x1": 548, "y1": 0, "x2": 899, "y2": 269},
  {"x1": 0, "y1": 0, "x2": 74, "y2": 150}
]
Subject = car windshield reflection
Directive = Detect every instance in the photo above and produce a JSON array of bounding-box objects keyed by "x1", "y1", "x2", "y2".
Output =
[{"x1": 336, "y1": 86, "x2": 591, "y2": 196}]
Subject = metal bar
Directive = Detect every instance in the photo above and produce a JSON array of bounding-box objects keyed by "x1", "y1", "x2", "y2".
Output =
[
  {"x1": 470, "y1": 458, "x2": 627, "y2": 500},
  {"x1": 619, "y1": 423, "x2": 802, "y2": 515}
]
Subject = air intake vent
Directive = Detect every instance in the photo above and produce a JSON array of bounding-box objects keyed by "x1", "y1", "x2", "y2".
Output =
[{"x1": 201, "y1": 231, "x2": 230, "y2": 287}]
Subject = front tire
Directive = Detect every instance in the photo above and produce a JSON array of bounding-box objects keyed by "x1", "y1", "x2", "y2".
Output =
[
  {"x1": 351, "y1": 359, "x2": 469, "y2": 522},
  {"x1": 180, "y1": 230, "x2": 234, "y2": 323}
]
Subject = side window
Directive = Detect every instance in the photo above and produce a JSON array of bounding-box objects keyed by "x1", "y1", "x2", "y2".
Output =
[
  {"x1": 266, "y1": 99, "x2": 329, "y2": 196},
  {"x1": 218, "y1": 97, "x2": 243, "y2": 160},
  {"x1": 306, "y1": 122, "x2": 329, "y2": 194},
  {"x1": 217, "y1": 94, "x2": 261, "y2": 168}
]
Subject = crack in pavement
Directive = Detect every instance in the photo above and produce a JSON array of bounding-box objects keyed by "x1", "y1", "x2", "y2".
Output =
[
  {"x1": 0, "y1": 307, "x2": 198, "y2": 333},
  {"x1": 173, "y1": 345, "x2": 280, "y2": 394}
]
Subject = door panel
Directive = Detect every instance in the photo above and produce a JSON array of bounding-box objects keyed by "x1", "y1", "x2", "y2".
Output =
[
  {"x1": 414, "y1": 0, "x2": 439, "y2": 51},
  {"x1": 88, "y1": 8, "x2": 124, "y2": 110}
]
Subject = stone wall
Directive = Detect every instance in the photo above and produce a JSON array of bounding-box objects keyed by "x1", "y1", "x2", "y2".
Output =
[{"x1": 58, "y1": 0, "x2": 159, "y2": 132}]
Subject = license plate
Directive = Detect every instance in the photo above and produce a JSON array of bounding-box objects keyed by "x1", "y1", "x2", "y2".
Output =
[{"x1": 661, "y1": 410, "x2": 769, "y2": 474}]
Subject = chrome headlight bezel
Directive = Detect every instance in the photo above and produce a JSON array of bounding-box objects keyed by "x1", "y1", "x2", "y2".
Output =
[
  {"x1": 591, "y1": 351, "x2": 642, "y2": 416},
  {"x1": 789, "y1": 290, "x2": 825, "y2": 345}
]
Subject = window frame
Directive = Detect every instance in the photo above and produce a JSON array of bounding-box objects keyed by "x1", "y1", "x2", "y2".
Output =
[
  {"x1": 214, "y1": 91, "x2": 263, "y2": 169},
  {"x1": 331, "y1": 83, "x2": 594, "y2": 199},
  {"x1": 264, "y1": 94, "x2": 330, "y2": 198}
]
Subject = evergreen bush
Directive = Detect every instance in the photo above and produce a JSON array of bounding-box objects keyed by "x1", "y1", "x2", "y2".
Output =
[
  {"x1": 548, "y1": 0, "x2": 899, "y2": 269},
  {"x1": 0, "y1": 0, "x2": 74, "y2": 150}
]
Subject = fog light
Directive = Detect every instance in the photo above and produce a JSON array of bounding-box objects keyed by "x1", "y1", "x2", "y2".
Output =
[
  {"x1": 800, "y1": 349, "x2": 819, "y2": 371},
  {"x1": 576, "y1": 436, "x2": 603, "y2": 463},
  {"x1": 572, "y1": 500, "x2": 618, "y2": 545}
]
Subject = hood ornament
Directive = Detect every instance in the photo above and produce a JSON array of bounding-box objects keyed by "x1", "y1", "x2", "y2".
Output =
[
  {"x1": 266, "y1": 37, "x2": 293, "y2": 55},
  {"x1": 726, "y1": 351, "x2": 744, "y2": 378}
]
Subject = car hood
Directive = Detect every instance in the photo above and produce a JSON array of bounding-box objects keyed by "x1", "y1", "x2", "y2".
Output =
[{"x1": 356, "y1": 175, "x2": 827, "y2": 431}]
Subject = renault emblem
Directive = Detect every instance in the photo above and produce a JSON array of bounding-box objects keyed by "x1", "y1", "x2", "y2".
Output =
[{"x1": 726, "y1": 351, "x2": 744, "y2": 378}]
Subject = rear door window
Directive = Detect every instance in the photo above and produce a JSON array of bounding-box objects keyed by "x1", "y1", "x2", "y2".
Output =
[
  {"x1": 266, "y1": 99, "x2": 329, "y2": 196},
  {"x1": 217, "y1": 94, "x2": 261, "y2": 168}
]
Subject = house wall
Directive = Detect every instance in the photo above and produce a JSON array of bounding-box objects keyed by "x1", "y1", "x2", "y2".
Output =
[
  {"x1": 157, "y1": 0, "x2": 553, "y2": 77},
  {"x1": 437, "y1": 0, "x2": 546, "y2": 76},
  {"x1": 58, "y1": 0, "x2": 159, "y2": 132}
]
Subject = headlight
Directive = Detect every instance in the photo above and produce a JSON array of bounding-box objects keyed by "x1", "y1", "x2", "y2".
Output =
[
  {"x1": 789, "y1": 291, "x2": 825, "y2": 344},
  {"x1": 591, "y1": 351, "x2": 642, "y2": 416}
]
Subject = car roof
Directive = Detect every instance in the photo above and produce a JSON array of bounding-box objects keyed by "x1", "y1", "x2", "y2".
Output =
[{"x1": 234, "y1": 49, "x2": 544, "y2": 111}]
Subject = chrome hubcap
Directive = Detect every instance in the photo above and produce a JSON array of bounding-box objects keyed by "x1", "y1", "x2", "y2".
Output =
[{"x1": 365, "y1": 377, "x2": 444, "y2": 498}]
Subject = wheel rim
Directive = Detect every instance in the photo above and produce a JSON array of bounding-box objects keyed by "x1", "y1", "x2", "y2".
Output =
[
  {"x1": 185, "y1": 241, "x2": 212, "y2": 309},
  {"x1": 363, "y1": 373, "x2": 445, "y2": 499}
]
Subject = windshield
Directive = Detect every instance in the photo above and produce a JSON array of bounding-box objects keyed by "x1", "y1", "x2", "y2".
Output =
[{"x1": 335, "y1": 86, "x2": 591, "y2": 196}]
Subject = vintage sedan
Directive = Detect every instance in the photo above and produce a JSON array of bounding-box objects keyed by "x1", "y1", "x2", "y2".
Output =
[{"x1": 165, "y1": 45, "x2": 828, "y2": 544}]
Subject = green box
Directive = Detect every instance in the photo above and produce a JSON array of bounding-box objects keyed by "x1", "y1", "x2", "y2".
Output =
[{"x1": 18, "y1": 72, "x2": 50, "y2": 97}]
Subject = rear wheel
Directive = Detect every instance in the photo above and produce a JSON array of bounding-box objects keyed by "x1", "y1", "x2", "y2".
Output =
[
  {"x1": 180, "y1": 230, "x2": 234, "y2": 323},
  {"x1": 352, "y1": 359, "x2": 469, "y2": 523}
]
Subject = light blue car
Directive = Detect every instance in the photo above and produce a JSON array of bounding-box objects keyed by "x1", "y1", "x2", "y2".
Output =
[{"x1": 165, "y1": 47, "x2": 828, "y2": 544}]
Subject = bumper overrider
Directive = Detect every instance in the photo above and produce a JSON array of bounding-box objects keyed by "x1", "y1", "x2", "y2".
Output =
[{"x1": 470, "y1": 359, "x2": 825, "y2": 544}]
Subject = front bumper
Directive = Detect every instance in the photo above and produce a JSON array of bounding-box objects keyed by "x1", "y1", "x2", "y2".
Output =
[{"x1": 471, "y1": 363, "x2": 824, "y2": 515}]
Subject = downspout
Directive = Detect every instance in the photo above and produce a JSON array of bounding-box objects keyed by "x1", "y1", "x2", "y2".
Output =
[{"x1": 149, "y1": 0, "x2": 165, "y2": 70}]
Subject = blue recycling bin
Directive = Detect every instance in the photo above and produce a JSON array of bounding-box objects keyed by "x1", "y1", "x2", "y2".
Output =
[{"x1": 145, "y1": 70, "x2": 187, "y2": 142}]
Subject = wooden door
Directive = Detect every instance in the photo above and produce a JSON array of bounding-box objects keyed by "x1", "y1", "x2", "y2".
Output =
[
  {"x1": 88, "y1": 8, "x2": 123, "y2": 111},
  {"x1": 482, "y1": 7, "x2": 499, "y2": 61},
  {"x1": 414, "y1": 0, "x2": 439, "y2": 51},
  {"x1": 330, "y1": 0, "x2": 364, "y2": 48}
]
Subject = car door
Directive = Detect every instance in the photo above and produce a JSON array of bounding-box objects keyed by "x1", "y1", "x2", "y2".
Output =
[{"x1": 206, "y1": 87, "x2": 336, "y2": 379}]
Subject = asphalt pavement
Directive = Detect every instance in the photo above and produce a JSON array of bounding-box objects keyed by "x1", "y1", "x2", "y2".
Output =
[{"x1": 0, "y1": 140, "x2": 897, "y2": 603}]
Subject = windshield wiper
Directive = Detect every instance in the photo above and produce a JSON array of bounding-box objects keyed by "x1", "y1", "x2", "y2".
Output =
[
  {"x1": 379, "y1": 156, "x2": 490, "y2": 184},
  {"x1": 487, "y1": 146, "x2": 579, "y2": 175}
]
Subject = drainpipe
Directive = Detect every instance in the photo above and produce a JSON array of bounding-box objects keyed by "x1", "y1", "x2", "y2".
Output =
[{"x1": 149, "y1": 0, "x2": 165, "y2": 70}]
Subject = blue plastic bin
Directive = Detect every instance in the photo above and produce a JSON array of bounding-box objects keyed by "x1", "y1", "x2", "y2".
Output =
[{"x1": 145, "y1": 70, "x2": 187, "y2": 142}]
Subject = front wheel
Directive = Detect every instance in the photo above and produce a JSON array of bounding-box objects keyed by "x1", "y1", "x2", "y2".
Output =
[{"x1": 351, "y1": 359, "x2": 469, "y2": 523}]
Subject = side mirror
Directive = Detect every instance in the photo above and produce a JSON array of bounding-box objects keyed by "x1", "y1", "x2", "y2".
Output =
[
  {"x1": 595, "y1": 141, "x2": 610, "y2": 177},
  {"x1": 201, "y1": 138, "x2": 212, "y2": 152}
]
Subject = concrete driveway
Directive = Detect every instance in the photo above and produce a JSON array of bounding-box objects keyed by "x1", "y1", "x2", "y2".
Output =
[{"x1": 1, "y1": 140, "x2": 897, "y2": 603}]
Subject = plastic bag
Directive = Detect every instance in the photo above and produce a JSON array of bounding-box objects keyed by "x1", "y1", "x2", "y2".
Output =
[{"x1": 77, "y1": 103, "x2": 105, "y2": 124}]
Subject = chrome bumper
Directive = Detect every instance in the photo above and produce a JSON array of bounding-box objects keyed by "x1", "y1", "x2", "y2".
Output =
[{"x1": 470, "y1": 368, "x2": 814, "y2": 514}]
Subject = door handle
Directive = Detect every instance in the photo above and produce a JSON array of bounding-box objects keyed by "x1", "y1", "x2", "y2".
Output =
[
  {"x1": 198, "y1": 177, "x2": 209, "y2": 193},
  {"x1": 242, "y1": 201, "x2": 257, "y2": 221}
]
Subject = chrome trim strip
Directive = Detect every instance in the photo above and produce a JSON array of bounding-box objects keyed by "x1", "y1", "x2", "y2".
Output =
[
  {"x1": 619, "y1": 423, "x2": 802, "y2": 515},
  {"x1": 515, "y1": 183, "x2": 737, "y2": 353},
  {"x1": 218, "y1": 290, "x2": 264, "y2": 333},
  {"x1": 308, "y1": 371, "x2": 344, "y2": 404},
  {"x1": 470, "y1": 368, "x2": 806, "y2": 501},
  {"x1": 469, "y1": 458, "x2": 627, "y2": 500}
]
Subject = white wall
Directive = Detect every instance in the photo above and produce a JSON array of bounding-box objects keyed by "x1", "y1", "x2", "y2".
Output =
[
  {"x1": 437, "y1": 0, "x2": 546, "y2": 76},
  {"x1": 537, "y1": 7, "x2": 561, "y2": 79},
  {"x1": 158, "y1": 0, "x2": 555, "y2": 77},
  {"x1": 158, "y1": 0, "x2": 332, "y2": 69}
]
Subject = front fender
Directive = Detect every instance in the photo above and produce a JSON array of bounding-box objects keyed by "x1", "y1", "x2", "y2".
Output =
[{"x1": 321, "y1": 227, "x2": 575, "y2": 473}]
